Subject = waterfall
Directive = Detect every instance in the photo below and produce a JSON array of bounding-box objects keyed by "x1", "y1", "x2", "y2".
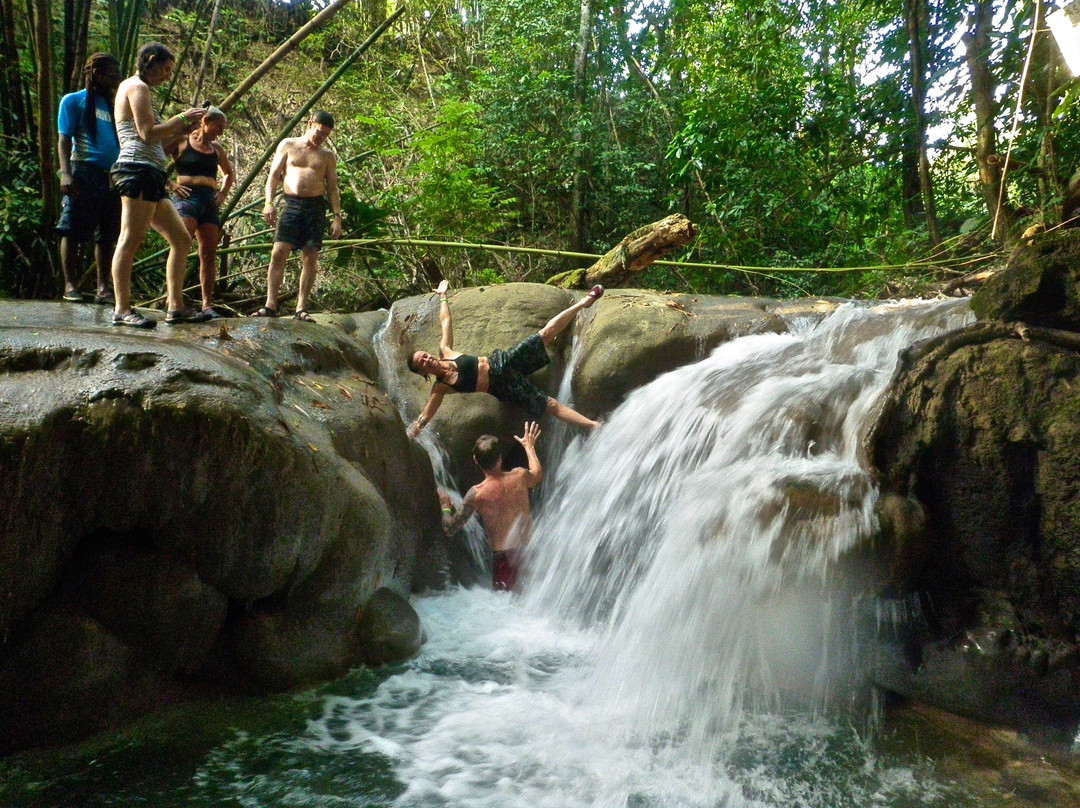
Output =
[
  {"x1": 374, "y1": 302, "x2": 491, "y2": 574},
  {"x1": 523, "y1": 298, "x2": 974, "y2": 749}
]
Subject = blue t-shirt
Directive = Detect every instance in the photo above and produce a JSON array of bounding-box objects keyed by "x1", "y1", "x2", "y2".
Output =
[{"x1": 57, "y1": 89, "x2": 120, "y2": 171}]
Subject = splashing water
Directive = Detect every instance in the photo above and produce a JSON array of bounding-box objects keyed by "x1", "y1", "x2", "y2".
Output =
[
  {"x1": 0, "y1": 298, "x2": 985, "y2": 808},
  {"x1": 524, "y1": 299, "x2": 973, "y2": 748},
  {"x1": 296, "y1": 297, "x2": 973, "y2": 807}
]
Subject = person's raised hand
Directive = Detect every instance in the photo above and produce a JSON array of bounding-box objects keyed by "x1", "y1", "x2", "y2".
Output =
[
  {"x1": 515, "y1": 421, "x2": 541, "y2": 449},
  {"x1": 434, "y1": 279, "x2": 449, "y2": 296}
]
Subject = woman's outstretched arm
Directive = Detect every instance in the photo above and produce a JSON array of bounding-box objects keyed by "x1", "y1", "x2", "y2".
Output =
[
  {"x1": 408, "y1": 385, "x2": 447, "y2": 437},
  {"x1": 436, "y1": 280, "x2": 454, "y2": 356}
]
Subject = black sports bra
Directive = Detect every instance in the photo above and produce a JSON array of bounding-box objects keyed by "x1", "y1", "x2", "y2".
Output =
[{"x1": 447, "y1": 354, "x2": 478, "y2": 393}]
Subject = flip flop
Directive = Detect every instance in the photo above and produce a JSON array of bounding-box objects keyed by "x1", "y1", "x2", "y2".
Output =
[
  {"x1": 62, "y1": 290, "x2": 86, "y2": 302},
  {"x1": 293, "y1": 309, "x2": 316, "y2": 322},
  {"x1": 111, "y1": 310, "x2": 156, "y2": 329},
  {"x1": 251, "y1": 305, "x2": 278, "y2": 318}
]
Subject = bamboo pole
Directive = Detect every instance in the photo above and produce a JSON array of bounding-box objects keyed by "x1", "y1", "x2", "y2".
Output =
[
  {"x1": 216, "y1": 0, "x2": 355, "y2": 114},
  {"x1": 219, "y1": 6, "x2": 406, "y2": 221},
  {"x1": 192, "y1": 0, "x2": 225, "y2": 106}
]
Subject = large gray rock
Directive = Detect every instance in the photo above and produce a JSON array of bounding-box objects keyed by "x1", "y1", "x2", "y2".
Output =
[
  {"x1": 0, "y1": 302, "x2": 445, "y2": 751},
  {"x1": 382, "y1": 284, "x2": 839, "y2": 487}
]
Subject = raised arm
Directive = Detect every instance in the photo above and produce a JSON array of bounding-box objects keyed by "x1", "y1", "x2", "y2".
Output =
[
  {"x1": 128, "y1": 81, "x2": 202, "y2": 145},
  {"x1": 408, "y1": 385, "x2": 447, "y2": 438},
  {"x1": 436, "y1": 280, "x2": 454, "y2": 356},
  {"x1": 515, "y1": 421, "x2": 543, "y2": 488}
]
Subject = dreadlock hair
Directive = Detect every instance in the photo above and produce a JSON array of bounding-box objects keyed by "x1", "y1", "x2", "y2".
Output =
[{"x1": 82, "y1": 53, "x2": 119, "y2": 145}]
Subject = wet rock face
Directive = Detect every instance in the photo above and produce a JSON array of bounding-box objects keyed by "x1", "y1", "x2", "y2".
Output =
[
  {"x1": 0, "y1": 302, "x2": 444, "y2": 754},
  {"x1": 870, "y1": 236, "x2": 1080, "y2": 734},
  {"x1": 971, "y1": 229, "x2": 1080, "y2": 330}
]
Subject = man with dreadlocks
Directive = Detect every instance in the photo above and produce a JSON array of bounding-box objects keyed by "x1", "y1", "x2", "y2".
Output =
[{"x1": 56, "y1": 53, "x2": 122, "y2": 304}]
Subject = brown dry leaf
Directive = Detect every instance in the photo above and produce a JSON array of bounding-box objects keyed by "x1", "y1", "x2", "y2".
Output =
[{"x1": 312, "y1": 400, "x2": 331, "y2": 409}]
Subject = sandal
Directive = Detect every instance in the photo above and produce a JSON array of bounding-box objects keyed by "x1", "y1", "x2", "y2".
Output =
[
  {"x1": 111, "y1": 310, "x2": 156, "y2": 329},
  {"x1": 251, "y1": 305, "x2": 278, "y2": 318},
  {"x1": 94, "y1": 292, "x2": 116, "y2": 305},
  {"x1": 584, "y1": 284, "x2": 605, "y2": 305},
  {"x1": 293, "y1": 309, "x2": 316, "y2": 322},
  {"x1": 201, "y1": 307, "x2": 223, "y2": 320},
  {"x1": 62, "y1": 290, "x2": 86, "y2": 302},
  {"x1": 165, "y1": 307, "x2": 212, "y2": 325}
]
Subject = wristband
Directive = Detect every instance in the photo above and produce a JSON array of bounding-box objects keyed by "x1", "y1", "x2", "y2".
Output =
[{"x1": 441, "y1": 507, "x2": 452, "y2": 513}]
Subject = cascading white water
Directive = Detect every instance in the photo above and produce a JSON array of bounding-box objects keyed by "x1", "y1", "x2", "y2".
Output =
[
  {"x1": 523, "y1": 298, "x2": 974, "y2": 749},
  {"x1": 301, "y1": 297, "x2": 975, "y2": 808}
]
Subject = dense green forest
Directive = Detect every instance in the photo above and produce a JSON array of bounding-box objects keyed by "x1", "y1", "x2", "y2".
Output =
[{"x1": 1, "y1": 0, "x2": 1078, "y2": 309}]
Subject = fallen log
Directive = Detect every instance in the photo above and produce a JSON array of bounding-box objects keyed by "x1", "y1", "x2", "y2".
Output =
[{"x1": 546, "y1": 214, "x2": 697, "y2": 289}]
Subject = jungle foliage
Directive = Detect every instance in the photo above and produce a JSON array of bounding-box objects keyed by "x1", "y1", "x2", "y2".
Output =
[{"x1": 1, "y1": 0, "x2": 1077, "y2": 307}]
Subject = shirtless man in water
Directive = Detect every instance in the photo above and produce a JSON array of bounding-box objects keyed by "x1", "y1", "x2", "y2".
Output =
[
  {"x1": 443, "y1": 422, "x2": 542, "y2": 591},
  {"x1": 254, "y1": 109, "x2": 342, "y2": 322}
]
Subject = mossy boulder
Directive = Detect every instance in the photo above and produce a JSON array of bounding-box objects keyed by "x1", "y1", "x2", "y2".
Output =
[
  {"x1": 870, "y1": 319, "x2": 1080, "y2": 734},
  {"x1": 971, "y1": 228, "x2": 1080, "y2": 329}
]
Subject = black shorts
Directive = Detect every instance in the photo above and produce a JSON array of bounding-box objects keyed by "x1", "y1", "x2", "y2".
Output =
[
  {"x1": 111, "y1": 162, "x2": 170, "y2": 202},
  {"x1": 55, "y1": 163, "x2": 120, "y2": 244},
  {"x1": 173, "y1": 186, "x2": 220, "y2": 227},
  {"x1": 488, "y1": 333, "x2": 551, "y2": 419},
  {"x1": 275, "y1": 194, "x2": 327, "y2": 251}
]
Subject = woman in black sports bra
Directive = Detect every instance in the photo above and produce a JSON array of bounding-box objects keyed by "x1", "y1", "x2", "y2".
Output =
[
  {"x1": 407, "y1": 280, "x2": 604, "y2": 437},
  {"x1": 170, "y1": 106, "x2": 235, "y2": 318}
]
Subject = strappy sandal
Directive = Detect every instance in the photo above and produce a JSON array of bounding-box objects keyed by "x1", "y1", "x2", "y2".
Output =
[
  {"x1": 293, "y1": 309, "x2": 316, "y2": 322},
  {"x1": 165, "y1": 307, "x2": 212, "y2": 325},
  {"x1": 251, "y1": 305, "x2": 278, "y2": 318}
]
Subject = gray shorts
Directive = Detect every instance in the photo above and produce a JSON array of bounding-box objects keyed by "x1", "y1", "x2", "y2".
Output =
[{"x1": 488, "y1": 333, "x2": 550, "y2": 419}]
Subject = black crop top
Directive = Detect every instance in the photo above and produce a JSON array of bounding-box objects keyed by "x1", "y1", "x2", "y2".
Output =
[
  {"x1": 174, "y1": 139, "x2": 218, "y2": 179},
  {"x1": 448, "y1": 354, "x2": 478, "y2": 393}
]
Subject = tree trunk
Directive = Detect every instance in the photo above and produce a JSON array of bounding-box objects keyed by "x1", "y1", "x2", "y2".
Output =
[
  {"x1": 63, "y1": 0, "x2": 91, "y2": 95},
  {"x1": 31, "y1": 0, "x2": 58, "y2": 296},
  {"x1": 570, "y1": 0, "x2": 592, "y2": 256},
  {"x1": 964, "y1": 0, "x2": 1017, "y2": 242},
  {"x1": 547, "y1": 214, "x2": 697, "y2": 289},
  {"x1": 191, "y1": 0, "x2": 224, "y2": 106},
  {"x1": 905, "y1": 0, "x2": 940, "y2": 246},
  {"x1": 0, "y1": 0, "x2": 31, "y2": 140}
]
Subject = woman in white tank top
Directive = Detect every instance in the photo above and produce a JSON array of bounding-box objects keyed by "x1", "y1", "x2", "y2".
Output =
[{"x1": 108, "y1": 41, "x2": 209, "y2": 328}]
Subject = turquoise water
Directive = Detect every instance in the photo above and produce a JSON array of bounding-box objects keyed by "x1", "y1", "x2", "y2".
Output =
[{"x1": 0, "y1": 589, "x2": 969, "y2": 808}]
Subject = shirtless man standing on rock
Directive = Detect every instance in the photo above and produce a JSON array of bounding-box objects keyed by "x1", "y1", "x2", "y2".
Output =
[
  {"x1": 443, "y1": 422, "x2": 542, "y2": 591},
  {"x1": 253, "y1": 109, "x2": 342, "y2": 322}
]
